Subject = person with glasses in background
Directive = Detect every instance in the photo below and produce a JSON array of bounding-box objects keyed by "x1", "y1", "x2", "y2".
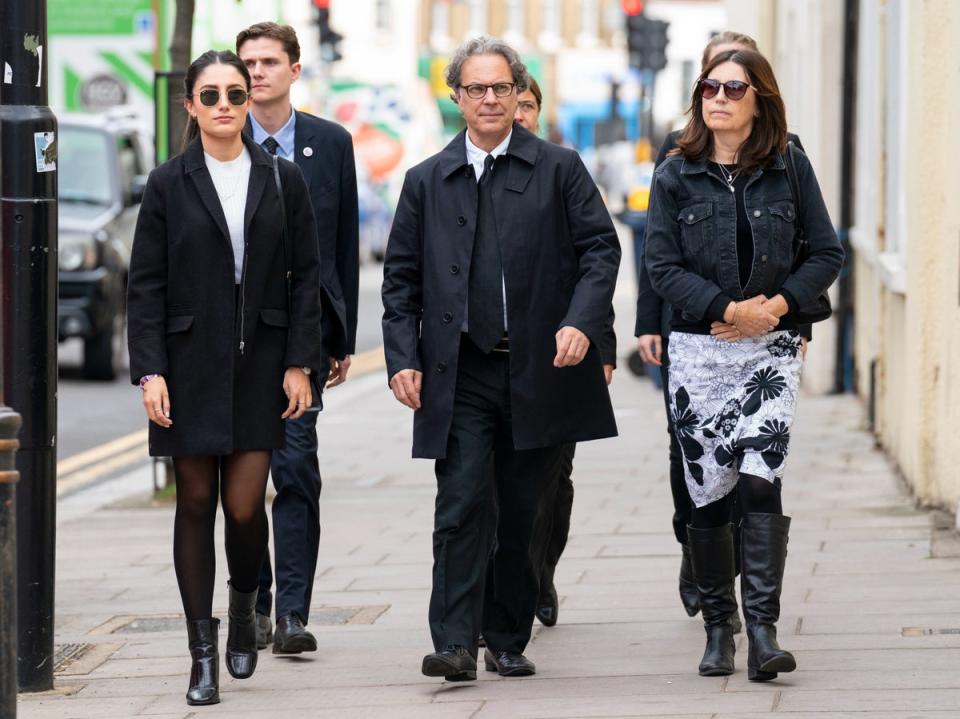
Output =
[
  {"x1": 235, "y1": 21, "x2": 360, "y2": 658},
  {"x1": 127, "y1": 49, "x2": 322, "y2": 706},
  {"x1": 643, "y1": 48, "x2": 843, "y2": 680},
  {"x1": 514, "y1": 77, "x2": 616, "y2": 629},
  {"x1": 635, "y1": 31, "x2": 809, "y2": 629},
  {"x1": 382, "y1": 36, "x2": 620, "y2": 682}
]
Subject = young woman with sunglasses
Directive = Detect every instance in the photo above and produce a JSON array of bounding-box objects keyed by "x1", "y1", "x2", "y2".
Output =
[
  {"x1": 127, "y1": 50, "x2": 322, "y2": 705},
  {"x1": 644, "y1": 49, "x2": 843, "y2": 681}
]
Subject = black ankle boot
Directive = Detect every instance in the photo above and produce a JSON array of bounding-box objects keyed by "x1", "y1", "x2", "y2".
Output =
[
  {"x1": 186, "y1": 618, "x2": 220, "y2": 705},
  {"x1": 741, "y1": 513, "x2": 796, "y2": 682},
  {"x1": 678, "y1": 544, "x2": 701, "y2": 617},
  {"x1": 687, "y1": 523, "x2": 737, "y2": 676},
  {"x1": 226, "y1": 582, "x2": 259, "y2": 679}
]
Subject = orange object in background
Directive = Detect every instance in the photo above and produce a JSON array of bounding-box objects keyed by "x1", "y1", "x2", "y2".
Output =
[{"x1": 353, "y1": 123, "x2": 405, "y2": 181}]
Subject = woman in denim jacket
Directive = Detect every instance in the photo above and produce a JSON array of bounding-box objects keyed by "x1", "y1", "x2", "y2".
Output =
[{"x1": 644, "y1": 49, "x2": 843, "y2": 681}]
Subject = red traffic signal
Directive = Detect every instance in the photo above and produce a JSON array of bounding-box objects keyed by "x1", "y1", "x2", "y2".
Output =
[
  {"x1": 622, "y1": 0, "x2": 644, "y2": 16},
  {"x1": 312, "y1": 0, "x2": 330, "y2": 8}
]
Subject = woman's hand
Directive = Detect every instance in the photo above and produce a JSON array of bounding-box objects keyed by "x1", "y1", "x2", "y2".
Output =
[
  {"x1": 282, "y1": 367, "x2": 313, "y2": 420},
  {"x1": 637, "y1": 335, "x2": 663, "y2": 366},
  {"x1": 728, "y1": 295, "x2": 781, "y2": 338},
  {"x1": 142, "y1": 376, "x2": 173, "y2": 428}
]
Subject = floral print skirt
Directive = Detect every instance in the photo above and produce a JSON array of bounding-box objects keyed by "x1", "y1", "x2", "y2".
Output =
[{"x1": 667, "y1": 330, "x2": 804, "y2": 508}]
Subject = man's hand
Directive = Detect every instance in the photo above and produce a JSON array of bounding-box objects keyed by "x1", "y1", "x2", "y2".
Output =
[
  {"x1": 603, "y1": 364, "x2": 614, "y2": 385},
  {"x1": 389, "y1": 369, "x2": 423, "y2": 410},
  {"x1": 282, "y1": 367, "x2": 313, "y2": 419},
  {"x1": 637, "y1": 334, "x2": 663, "y2": 366},
  {"x1": 554, "y1": 326, "x2": 590, "y2": 367},
  {"x1": 142, "y1": 376, "x2": 172, "y2": 428},
  {"x1": 326, "y1": 355, "x2": 352, "y2": 389}
]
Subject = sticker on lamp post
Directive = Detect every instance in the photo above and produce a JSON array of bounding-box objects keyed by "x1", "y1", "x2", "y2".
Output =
[{"x1": 34, "y1": 132, "x2": 57, "y2": 173}]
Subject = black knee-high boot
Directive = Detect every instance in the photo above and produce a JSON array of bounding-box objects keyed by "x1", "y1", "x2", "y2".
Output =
[
  {"x1": 226, "y1": 582, "x2": 259, "y2": 679},
  {"x1": 678, "y1": 543, "x2": 701, "y2": 617},
  {"x1": 186, "y1": 618, "x2": 220, "y2": 705},
  {"x1": 740, "y1": 513, "x2": 796, "y2": 681},
  {"x1": 687, "y1": 524, "x2": 737, "y2": 676}
]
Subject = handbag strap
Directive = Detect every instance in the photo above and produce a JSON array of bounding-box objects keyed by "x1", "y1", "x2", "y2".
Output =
[
  {"x1": 272, "y1": 155, "x2": 293, "y2": 312},
  {"x1": 784, "y1": 140, "x2": 808, "y2": 263}
]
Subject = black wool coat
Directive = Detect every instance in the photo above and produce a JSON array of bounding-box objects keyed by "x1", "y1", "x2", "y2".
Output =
[
  {"x1": 127, "y1": 134, "x2": 324, "y2": 457},
  {"x1": 382, "y1": 126, "x2": 621, "y2": 459}
]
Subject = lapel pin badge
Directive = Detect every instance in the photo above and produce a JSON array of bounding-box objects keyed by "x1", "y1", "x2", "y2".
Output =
[{"x1": 303, "y1": 147, "x2": 314, "y2": 157}]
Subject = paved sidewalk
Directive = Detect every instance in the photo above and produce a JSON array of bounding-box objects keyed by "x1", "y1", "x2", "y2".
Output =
[{"x1": 17, "y1": 358, "x2": 960, "y2": 718}]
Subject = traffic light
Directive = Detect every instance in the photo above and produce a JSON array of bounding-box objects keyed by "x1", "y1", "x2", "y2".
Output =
[
  {"x1": 626, "y1": 13, "x2": 669, "y2": 72},
  {"x1": 314, "y1": 0, "x2": 343, "y2": 63}
]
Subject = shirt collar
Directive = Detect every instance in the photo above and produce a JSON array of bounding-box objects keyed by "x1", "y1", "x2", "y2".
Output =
[
  {"x1": 249, "y1": 107, "x2": 297, "y2": 157},
  {"x1": 465, "y1": 129, "x2": 513, "y2": 166}
]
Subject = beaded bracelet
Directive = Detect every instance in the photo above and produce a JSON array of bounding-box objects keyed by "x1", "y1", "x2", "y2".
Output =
[{"x1": 139, "y1": 374, "x2": 160, "y2": 391}]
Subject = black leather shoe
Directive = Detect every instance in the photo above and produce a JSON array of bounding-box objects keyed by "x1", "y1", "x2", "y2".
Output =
[
  {"x1": 185, "y1": 618, "x2": 220, "y2": 705},
  {"x1": 272, "y1": 613, "x2": 318, "y2": 654},
  {"x1": 535, "y1": 581, "x2": 559, "y2": 627},
  {"x1": 421, "y1": 645, "x2": 477, "y2": 681},
  {"x1": 484, "y1": 648, "x2": 536, "y2": 677},
  {"x1": 225, "y1": 582, "x2": 259, "y2": 679},
  {"x1": 255, "y1": 613, "x2": 273, "y2": 650}
]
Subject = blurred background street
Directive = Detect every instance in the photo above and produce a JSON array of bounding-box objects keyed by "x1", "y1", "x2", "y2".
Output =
[{"x1": 5, "y1": 0, "x2": 960, "y2": 714}]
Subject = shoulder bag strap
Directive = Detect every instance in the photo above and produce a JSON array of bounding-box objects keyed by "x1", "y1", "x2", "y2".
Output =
[
  {"x1": 272, "y1": 155, "x2": 293, "y2": 312},
  {"x1": 784, "y1": 140, "x2": 807, "y2": 264}
]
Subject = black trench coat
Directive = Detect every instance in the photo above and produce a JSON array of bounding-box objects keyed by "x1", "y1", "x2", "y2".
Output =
[
  {"x1": 382, "y1": 126, "x2": 621, "y2": 459},
  {"x1": 127, "y1": 134, "x2": 323, "y2": 457}
]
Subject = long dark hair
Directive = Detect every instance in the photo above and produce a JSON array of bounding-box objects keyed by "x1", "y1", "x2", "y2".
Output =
[
  {"x1": 181, "y1": 50, "x2": 252, "y2": 151},
  {"x1": 672, "y1": 49, "x2": 787, "y2": 175}
]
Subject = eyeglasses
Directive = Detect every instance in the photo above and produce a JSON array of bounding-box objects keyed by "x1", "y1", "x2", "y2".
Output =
[
  {"x1": 194, "y1": 88, "x2": 249, "y2": 107},
  {"x1": 460, "y1": 82, "x2": 516, "y2": 100},
  {"x1": 698, "y1": 79, "x2": 752, "y2": 101}
]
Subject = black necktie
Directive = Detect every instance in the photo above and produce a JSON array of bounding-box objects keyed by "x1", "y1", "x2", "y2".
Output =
[
  {"x1": 262, "y1": 136, "x2": 279, "y2": 155},
  {"x1": 468, "y1": 154, "x2": 505, "y2": 353}
]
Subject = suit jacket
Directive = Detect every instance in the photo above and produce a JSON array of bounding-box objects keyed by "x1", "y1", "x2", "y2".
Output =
[
  {"x1": 127, "y1": 134, "x2": 323, "y2": 456},
  {"x1": 382, "y1": 126, "x2": 621, "y2": 459},
  {"x1": 246, "y1": 111, "x2": 359, "y2": 359}
]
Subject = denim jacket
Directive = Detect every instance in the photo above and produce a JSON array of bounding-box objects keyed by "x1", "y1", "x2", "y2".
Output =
[{"x1": 644, "y1": 149, "x2": 844, "y2": 327}]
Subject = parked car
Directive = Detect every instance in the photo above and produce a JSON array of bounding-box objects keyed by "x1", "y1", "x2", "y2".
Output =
[{"x1": 57, "y1": 110, "x2": 153, "y2": 380}]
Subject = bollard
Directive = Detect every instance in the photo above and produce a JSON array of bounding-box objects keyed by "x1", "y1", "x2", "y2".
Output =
[{"x1": 0, "y1": 410, "x2": 23, "y2": 719}]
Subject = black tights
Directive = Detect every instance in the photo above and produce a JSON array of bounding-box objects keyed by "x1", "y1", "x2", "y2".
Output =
[
  {"x1": 172, "y1": 451, "x2": 271, "y2": 621},
  {"x1": 691, "y1": 473, "x2": 782, "y2": 529}
]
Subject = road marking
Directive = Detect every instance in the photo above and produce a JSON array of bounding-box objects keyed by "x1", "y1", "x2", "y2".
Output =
[
  {"x1": 57, "y1": 429, "x2": 148, "y2": 476},
  {"x1": 56, "y1": 345, "x2": 388, "y2": 494}
]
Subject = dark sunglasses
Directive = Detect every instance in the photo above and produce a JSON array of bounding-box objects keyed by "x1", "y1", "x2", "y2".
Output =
[
  {"x1": 698, "y1": 78, "x2": 752, "y2": 101},
  {"x1": 195, "y1": 88, "x2": 249, "y2": 107}
]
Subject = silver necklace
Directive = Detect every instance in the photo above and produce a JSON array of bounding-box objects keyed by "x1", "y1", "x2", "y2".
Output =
[{"x1": 716, "y1": 162, "x2": 740, "y2": 193}]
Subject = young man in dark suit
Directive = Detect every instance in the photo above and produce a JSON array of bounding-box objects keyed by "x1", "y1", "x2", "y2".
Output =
[{"x1": 236, "y1": 22, "x2": 359, "y2": 655}]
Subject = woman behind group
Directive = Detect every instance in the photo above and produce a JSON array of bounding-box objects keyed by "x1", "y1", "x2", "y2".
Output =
[
  {"x1": 127, "y1": 50, "x2": 323, "y2": 705},
  {"x1": 644, "y1": 49, "x2": 843, "y2": 680}
]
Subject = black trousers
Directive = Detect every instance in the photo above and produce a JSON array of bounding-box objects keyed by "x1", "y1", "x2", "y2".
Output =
[
  {"x1": 530, "y1": 443, "x2": 576, "y2": 594},
  {"x1": 256, "y1": 362, "x2": 330, "y2": 624},
  {"x1": 430, "y1": 337, "x2": 562, "y2": 654}
]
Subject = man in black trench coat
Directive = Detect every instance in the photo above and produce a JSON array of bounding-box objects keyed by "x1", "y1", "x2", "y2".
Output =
[{"x1": 381, "y1": 35, "x2": 620, "y2": 681}]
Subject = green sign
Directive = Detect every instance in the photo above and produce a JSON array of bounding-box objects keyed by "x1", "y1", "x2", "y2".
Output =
[{"x1": 49, "y1": 0, "x2": 154, "y2": 36}]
